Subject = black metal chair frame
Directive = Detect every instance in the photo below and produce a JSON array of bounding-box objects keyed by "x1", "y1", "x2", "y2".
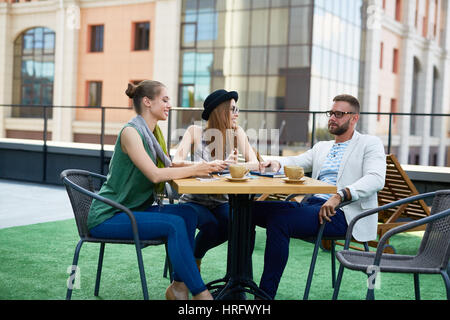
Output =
[
  {"x1": 332, "y1": 191, "x2": 450, "y2": 300},
  {"x1": 61, "y1": 169, "x2": 171, "y2": 300},
  {"x1": 284, "y1": 194, "x2": 369, "y2": 300}
]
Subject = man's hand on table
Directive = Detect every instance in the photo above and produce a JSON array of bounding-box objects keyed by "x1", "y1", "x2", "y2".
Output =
[{"x1": 259, "y1": 160, "x2": 281, "y2": 173}]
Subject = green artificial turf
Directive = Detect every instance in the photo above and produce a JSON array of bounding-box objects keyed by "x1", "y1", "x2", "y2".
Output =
[{"x1": 0, "y1": 218, "x2": 447, "y2": 300}]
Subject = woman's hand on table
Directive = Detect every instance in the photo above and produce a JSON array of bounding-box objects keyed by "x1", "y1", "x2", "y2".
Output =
[
  {"x1": 194, "y1": 160, "x2": 227, "y2": 176},
  {"x1": 224, "y1": 148, "x2": 238, "y2": 165}
]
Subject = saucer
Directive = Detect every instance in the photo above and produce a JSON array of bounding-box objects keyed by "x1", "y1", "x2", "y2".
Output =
[
  {"x1": 282, "y1": 177, "x2": 306, "y2": 184},
  {"x1": 225, "y1": 177, "x2": 250, "y2": 182}
]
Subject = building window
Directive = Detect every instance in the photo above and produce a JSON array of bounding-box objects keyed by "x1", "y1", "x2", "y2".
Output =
[
  {"x1": 423, "y1": 16, "x2": 428, "y2": 37},
  {"x1": 133, "y1": 22, "x2": 150, "y2": 51},
  {"x1": 12, "y1": 27, "x2": 55, "y2": 119},
  {"x1": 89, "y1": 25, "x2": 104, "y2": 52},
  {"x1": 415, "y1": 0, "x2": 418, "y2": 27},
  {"x1": 433, "y1": 0, "x2": 438, "y2": 37},
  {"x1": 87, "y1": 81, "x2": 102, "y2": 106},
  {"x1": 414, "y1": 154, "x2": 420, "y2": 165},
  {"x1": 377, "y1": 95, "x2": 381, "y2": 121},
  {"x1": 181, "y1": 22, "x2": 197, "y2": 49},
  {"x1": 380, "y1": 42, "x2": 383, "y2": 69},
  {"x1": 179, "y1": 84, "x2": 195, "y2": 108},
  {"x1": 395, "y1": 0, "x2": 402, "y2": 22},
  {"x1": 390, "y1": 98, "x2": 397, "y2": 123},
  {"x1": 432, "y1": 153, "x2": 437, "y2": 166},
  {"x1": 392, "y1": 48, "x2": 399, "y2": 73}
]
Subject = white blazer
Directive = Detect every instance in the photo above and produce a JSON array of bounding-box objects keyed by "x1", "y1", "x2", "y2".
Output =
[{"x1": 279, "y1": 131, "x2": 386, "y2": 241}]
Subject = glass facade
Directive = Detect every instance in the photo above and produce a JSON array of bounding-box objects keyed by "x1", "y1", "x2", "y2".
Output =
[
  {"x1": 310, "y1": 0, "x2": 364, "y2": 129},
  {"x1": 178, "y1": 0, "x2": 364, "y2": 145},
  {"x1": 12, "y1": 27, "x2": 55, "y2": 118}
]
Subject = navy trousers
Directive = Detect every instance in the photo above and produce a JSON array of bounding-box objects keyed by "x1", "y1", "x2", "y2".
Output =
[
  {"x1": 89, "y1": 204, "x2": 207, "y2": 295},
  {"x1": 252, "y1": 197, "x2": 348, "y2": 299},
  {"x1": 182, "y1": 202, "x2": 229, "y2": 260}
]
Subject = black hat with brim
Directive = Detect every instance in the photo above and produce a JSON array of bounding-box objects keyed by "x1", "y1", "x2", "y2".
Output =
[{"x1": 201, "y1": 89, "x2": 238, "y2": 120}]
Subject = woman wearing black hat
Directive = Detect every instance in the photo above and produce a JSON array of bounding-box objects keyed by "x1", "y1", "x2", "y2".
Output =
[{"x1": 173, "y1": 89, "x2": 259, "y2": 272}]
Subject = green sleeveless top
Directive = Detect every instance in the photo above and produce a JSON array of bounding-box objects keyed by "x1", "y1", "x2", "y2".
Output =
[{"x1": 87, "y1": 124, "x2": 156, "y2": 230}]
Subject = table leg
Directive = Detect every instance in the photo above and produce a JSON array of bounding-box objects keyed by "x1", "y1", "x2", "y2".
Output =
[{"x1": 208, "y1": 194, "x2": 271, "y2": 300}]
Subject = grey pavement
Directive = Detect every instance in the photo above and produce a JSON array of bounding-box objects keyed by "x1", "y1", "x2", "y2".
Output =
[{"x1": 0, "y1": 179, "x2": 73, "y2": 229}]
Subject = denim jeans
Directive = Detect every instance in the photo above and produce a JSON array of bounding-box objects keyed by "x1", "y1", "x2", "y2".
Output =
[
  {"x1": 182, "y1": 202, "x2": 229, "y2": 259},
  {"x1": 252, "y1": 196, "x2": 348, "y2": 299},
  {"x1": 89, "y1": 204, "x2": 206, "y2": 295}
]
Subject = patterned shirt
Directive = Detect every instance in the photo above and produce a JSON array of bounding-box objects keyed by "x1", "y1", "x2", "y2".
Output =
[{"x1": 314, "y1": 140, "x2": 350, "y2": 200}]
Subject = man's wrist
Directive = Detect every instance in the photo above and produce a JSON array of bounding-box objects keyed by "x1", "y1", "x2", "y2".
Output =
[{"x1": 337, "y1": 189, "x2": 346, "y2": 202}]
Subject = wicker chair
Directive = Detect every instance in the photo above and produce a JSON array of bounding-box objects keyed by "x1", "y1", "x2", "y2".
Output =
[
  {"x1": 282, "y1": 195, "x2": 369, "y2": 300},
  {"x1": 332, "y1": 190, "x2": 450, "y2": 300},
  {"x1": 61, "y1": 169, "x2": 170, "y2": 300}
]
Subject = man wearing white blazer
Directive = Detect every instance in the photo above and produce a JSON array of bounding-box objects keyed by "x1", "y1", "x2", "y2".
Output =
[{"x1": 253, "y1": 94, "x2": 386, "y2": 299}]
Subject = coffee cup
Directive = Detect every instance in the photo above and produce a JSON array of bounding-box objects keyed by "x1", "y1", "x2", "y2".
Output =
[
  {"x1": 229, "y1": 164, "x2": 250, "y2": 178},
  {"x1": 284, "y1": 166, "x2": 304, "y2": 180}
]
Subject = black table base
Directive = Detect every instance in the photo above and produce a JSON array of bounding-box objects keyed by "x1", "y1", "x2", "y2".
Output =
[{"x1": 206, "y1": 194, "x2": 272, "y2": 300}]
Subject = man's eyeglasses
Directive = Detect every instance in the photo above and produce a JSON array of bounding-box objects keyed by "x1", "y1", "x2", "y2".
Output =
[
  {"x1": 231, "y1": 106, "x2": 239, "y2": 114},
  {"x1": 325, "y1": 110, "x2": 356, "y2": 118}
]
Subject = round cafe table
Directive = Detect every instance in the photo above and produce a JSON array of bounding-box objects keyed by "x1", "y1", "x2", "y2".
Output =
[{"x1": 170, "y1": 175, "x2": 336, "y2": 300}]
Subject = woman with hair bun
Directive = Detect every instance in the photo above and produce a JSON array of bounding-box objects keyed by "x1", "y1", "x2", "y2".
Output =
[{"x1": 88, "y1": 80, "x2": 226, "y2": 300}]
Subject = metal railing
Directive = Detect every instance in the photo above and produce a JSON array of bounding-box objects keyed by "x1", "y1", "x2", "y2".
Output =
[
  {"x1": 0, "y1": 104, "x2": 449, "y2": 183},
  {"x1": 168, "y1": 107, "x2": 449, "y2": 156},
  {"x1": 0, "y1": 104, "x2": 133, "y2": 180}
]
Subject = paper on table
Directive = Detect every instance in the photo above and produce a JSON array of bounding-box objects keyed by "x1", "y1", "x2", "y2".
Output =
[{"x1": 196, "y1": 177, "x2": 220, "y2": 182}]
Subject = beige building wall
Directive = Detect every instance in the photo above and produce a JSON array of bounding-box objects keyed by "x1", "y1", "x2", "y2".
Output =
[
  {"x1": 75, "y1": 0, "x2": 179, "y2": 144},
  {"x1": 75, "y1": 1, "x2": 155, "y2": 143}
]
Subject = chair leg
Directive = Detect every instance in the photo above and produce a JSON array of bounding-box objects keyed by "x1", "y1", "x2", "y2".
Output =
[
  {"x1": 303, "y1": 224, "x2": 326, "y2": 300},
  {"x1": 331, "y1": 240, "x2": 336, "y2": 288},
  {"x1": 366, "y1": 270, "x2": 376, "y2": 300},
  {"x1": 303, "y1": 240, "x2": 320, "y2": 300},
  {"x1": 440, "y1": 269, "x2": 450, "y2": 300},
  {"x1": 165, "y1": 243, "x2": 173, "y2": 282},
  {"x1": 414, "y1": 273, "x2": 420, "y2": 300},
  {"x1": 332, "y1": 265, "x2": 344, "y2": 300},
  {"x1": 366, "y1": 287, "x2": 375, "y2": 300},
  {"x1": 134, "y1": 242, "x2": 149, "y2": 300},
  {"x1": 94, "y1": 243, "x2": 105, "y2": 297},
  {"x1": 363, "y1": 242, "x2": 370, "y2": 252},
  {"x1": 66, "y1": 240, "x2": 83, "y2": 300},
  {"x1": 163, "y1": 255, "x2": 169, "y2": 279}
]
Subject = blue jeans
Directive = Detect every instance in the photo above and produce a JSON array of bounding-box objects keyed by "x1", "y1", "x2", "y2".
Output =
[
  {"x1": 89, "y1": 204, "x2": 206, "y2": 295},
  {"x1": 252, "y1": 197, "x2": 348, "y2": 299},
  {"x1": 182, "y1": 202, "x2": 229, "y2": 259}
]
